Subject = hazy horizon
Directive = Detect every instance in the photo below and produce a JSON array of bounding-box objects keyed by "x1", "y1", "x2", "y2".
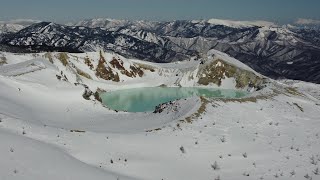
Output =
[{"x1": 0, "y1": 0, "x2": 320, "y2": 24}]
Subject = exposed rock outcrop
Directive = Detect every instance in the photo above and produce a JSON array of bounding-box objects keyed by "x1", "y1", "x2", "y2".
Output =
[
  {"x1": 95, "y1": 52, "x2": 120, "y2": 82},
  {"x1": 198, "y1": 59, "x2": 264, "y2": 89}
]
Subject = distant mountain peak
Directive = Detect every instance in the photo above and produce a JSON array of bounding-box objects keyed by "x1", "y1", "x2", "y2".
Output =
[
  {"x1": 0, "y1": 19, "x2": 40, "y2": 34},
  {"x1": 206, "y1": 18, "x2": 277, "y2": 28}
]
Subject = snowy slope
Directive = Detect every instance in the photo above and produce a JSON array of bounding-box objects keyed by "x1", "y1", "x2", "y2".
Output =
[
  {"x1": 0, "y1": 59, "x2": 51, "y2": 76},
  {"x1": 0, "y1": 50, "x2": 264, "y2": 91},
  {"x1": 0, "y1": 130, "x2": 134, "y2": 180},
  {"x1": 0, "y1": 51, "x2": 319, "y2": 180}
]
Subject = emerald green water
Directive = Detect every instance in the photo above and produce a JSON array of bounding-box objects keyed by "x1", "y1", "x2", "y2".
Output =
[{"x1": 100, "y1": 87, "x2": 247, "y2": 112}]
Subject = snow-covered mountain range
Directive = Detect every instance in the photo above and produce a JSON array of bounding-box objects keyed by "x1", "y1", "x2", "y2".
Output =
[{"x1": 0, "y1": 18, "x2": 320, "y2": 84}]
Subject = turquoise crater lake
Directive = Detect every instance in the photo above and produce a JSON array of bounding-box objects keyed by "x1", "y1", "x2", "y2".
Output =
[{"x1": 100, "y1": 87, "x2": 247, "y2": 112}]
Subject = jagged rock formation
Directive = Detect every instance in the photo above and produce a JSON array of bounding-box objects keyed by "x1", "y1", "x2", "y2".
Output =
[
  {"x1": 197, "y1": 59, "x2": 263, "y2": 89},
  {"x1": 43, "y1": 51, "x2": 146, "y2": 83}
]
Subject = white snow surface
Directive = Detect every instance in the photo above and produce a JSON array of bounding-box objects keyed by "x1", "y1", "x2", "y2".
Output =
[
  {"x1": 207, "y1": 18, "x2": 277, "y2": 28},
  {"x1": 0, "y1": 51, "x2": 319, "y2": 180}
]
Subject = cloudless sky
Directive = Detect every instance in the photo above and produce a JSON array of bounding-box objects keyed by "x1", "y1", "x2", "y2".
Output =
[{"x1": 0, "y1": 0, "x2": 319, "y2": 23}]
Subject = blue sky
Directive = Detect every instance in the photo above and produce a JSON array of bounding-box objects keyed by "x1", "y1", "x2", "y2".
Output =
[{"x1": 0, "y1": 0, "x2": 319, "y2": 23}]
